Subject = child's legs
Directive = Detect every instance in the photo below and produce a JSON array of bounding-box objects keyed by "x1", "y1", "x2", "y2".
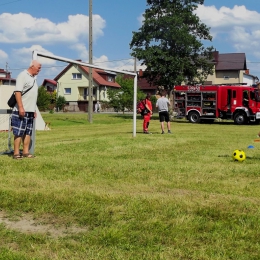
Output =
[
  {"x1": 161, "y1": 121, "x2": 164, "y2": 131},
  {"x1": 143, "y1": 115, "x2": 150, "y2": 131}
]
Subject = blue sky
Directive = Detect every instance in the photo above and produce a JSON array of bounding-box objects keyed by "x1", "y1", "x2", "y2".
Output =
[{"x1": 1, "y1": 0, "x2": 260, "y2": 84}]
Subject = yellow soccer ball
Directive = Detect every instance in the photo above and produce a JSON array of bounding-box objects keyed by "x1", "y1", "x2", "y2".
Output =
[{"x1": 233, "y1": 149, "x2": 246, "y2": 162}]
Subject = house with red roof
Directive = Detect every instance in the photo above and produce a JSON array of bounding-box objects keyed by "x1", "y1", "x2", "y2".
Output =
[
  {"x1": 0, "y1": 68, "x2": 16, "y2": 86},
  {"x1": 42, "y1": 79, "x2": 57, "y2": 93},
  {"x1": 206, "y1": 51, "x2": 258, "y2": 85},
  {"x1": 42, "y1": 62, "x2": 121, "y2": 111}
]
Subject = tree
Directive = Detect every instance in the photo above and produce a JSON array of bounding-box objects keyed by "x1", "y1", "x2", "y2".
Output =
[
  {"x1": 107, "y1": 75, "x2": 145, "y2": 113},
  {"x1": 56, "y1": 96, "x2": 66, "y2": 111},
  {"x1": 130, "y1": 0, "x2": 214, "y2": 89},
  {"x1": 37, "y1": 86, "x2": 51, "y2": 111}
]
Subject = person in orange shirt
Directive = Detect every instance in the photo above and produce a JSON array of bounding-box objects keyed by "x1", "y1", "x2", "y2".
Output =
[{"x1": 143, "y1": 93, "x2": 153, "y2": 134}]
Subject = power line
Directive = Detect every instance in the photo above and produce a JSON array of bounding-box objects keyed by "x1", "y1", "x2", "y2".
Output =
[
  {"x1": 94, "y1": 58, "x2": 134, "y2": 64},
  {"x1": 0, "y1": 0, "x2": 21, "y2": 6}
]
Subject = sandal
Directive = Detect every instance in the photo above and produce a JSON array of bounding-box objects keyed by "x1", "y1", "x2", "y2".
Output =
[
  {"x1": 13, "y1": 154, "x2": 23, "y2": 160},
  {"x1": 22, "y1": 153, "x2": 36, "y2": 158}
]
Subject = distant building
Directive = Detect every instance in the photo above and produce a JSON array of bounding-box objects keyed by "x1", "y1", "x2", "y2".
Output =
[
  {"x1": 0, "y1": 68, "x2": 16, "y2": 86},
  {"x1": 42, "y1": 61, "x2": 121, "y2": 112},
  {"x1": 41, "y1": 79, "x2": 57, "y2": 93},
  {"x1": 206, "y1": 51, "x2": 258, "y2": 85}
]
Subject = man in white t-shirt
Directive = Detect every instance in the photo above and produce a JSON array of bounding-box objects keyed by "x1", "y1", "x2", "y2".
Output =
[
  {"x1": 11, "y1": 60, "x2": 41, "y2": 159},
  {"x1": 156, "y1": 90, "x2": 172, "y2": 134}
]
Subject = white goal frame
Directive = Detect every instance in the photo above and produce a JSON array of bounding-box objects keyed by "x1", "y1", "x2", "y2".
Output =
[
  {"x1": 32, "y1": 50, "x2": 138, "y2": 137},
  {"x1": 0, "y1": 109, "x2": 13, "y2": 155}
]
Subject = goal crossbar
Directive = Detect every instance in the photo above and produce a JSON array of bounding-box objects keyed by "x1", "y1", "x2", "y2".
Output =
[{"x1": 32, "y1": 50, "x2": 138, "y2": 137}]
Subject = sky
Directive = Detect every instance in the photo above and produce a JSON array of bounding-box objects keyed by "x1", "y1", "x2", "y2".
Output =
[{"x1": 1, "y1": 0, "x2": 260, "y2": 84}]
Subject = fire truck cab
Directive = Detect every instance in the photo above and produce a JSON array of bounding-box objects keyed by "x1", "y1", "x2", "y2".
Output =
[{"x1": 174, "y1": 85, "x2": 260, "y2": 124}]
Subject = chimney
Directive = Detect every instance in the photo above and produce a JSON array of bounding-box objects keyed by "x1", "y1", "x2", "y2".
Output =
[
  {"x1": 212, "y1": 50, "x2": 219, "y2": 62},
  {"x1": 139, "y1": 69, "x2": 143, "y2": 77}
]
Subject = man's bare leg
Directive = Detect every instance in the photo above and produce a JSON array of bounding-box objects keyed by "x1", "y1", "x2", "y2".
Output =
[
  {"x1": 167, "y1": 121, "x2": 171, "y2": 131},
  {"x1": 22, "y1": 134, "x2": 31, "y2": 155},
  {"x1": 14, "y1": 136, "x2": 22, "y2": 155},
  {"x1": 161, "y1": 122, "x2": 165, "y2": 133}
]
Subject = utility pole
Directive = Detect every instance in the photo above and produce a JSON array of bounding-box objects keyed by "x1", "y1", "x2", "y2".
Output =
[
  {"x1": 88, "y1": 0, "x2": 93, "y2": 122},
  {"x1": 6, "y1": 62, "x2": 11, "y2": 85}
]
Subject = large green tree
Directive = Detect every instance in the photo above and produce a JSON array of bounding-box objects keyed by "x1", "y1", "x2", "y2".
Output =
[
  {"x1": 130, "y1": 0, "x2": 214, "y2": 89},
  {"x1": 107, "y1": 75, "x2": 145, "y2": 113}
]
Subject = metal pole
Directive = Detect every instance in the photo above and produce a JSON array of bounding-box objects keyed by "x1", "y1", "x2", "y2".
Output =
[
  {"x1": 133, "y1": 57, "x2": 137, "y2": 137},
  {"x1": 133, "y1": 75, "x2": 137, "y2": 137},
  {"x1": 88, "y1": 0, "x2": 93, "y2": 122},
  {"x1": 29, "y1": 51, "x2": 38, "y2": 154}
]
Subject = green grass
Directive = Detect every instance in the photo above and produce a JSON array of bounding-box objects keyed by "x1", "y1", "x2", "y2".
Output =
[{"x1": 0, "y1": 112, "x2": 260, "y2": 259}]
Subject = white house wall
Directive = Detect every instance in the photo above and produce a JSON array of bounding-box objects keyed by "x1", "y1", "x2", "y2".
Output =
[
  {"x1": 57, "y1": 66, "x2": 85, "y2": 101},
  {"x1": 243, "y1": 74, "x2": 254, "y2": 86},
  {"x1": 215, "y1": 71, "x2": 241, "y2": 84},
  {"x1": 57, "y1": 65, "x2": 99, "y2": 102}
]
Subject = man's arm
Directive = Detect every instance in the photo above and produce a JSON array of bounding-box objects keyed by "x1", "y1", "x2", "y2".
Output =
[
  {"x1": 145, "y1": 103, "x2": 152, "y2": 113},
  {"x1": 15, "y1": 92, "x2": 25, "y2": 117}
]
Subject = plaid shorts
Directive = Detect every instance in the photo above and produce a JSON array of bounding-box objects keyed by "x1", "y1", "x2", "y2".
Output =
[{"x1": 11, "y1": 111, "x2": 34, "y2": 136}]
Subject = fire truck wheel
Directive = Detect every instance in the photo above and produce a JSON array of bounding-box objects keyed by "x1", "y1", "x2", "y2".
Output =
[
  {"x1": 234, "y1": 112, "x2": 247, "y2": 125},
  {"x1": 188, "y1": 111, "x2": 200, "y2": 123}
]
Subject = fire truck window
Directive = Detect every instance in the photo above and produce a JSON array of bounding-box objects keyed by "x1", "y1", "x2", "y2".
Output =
[
  {"x1": 227, "y1": 89, "x2": 232, "y2": 108},
  {"x1": 255, "y1": 90, "x2": 260, "y2": 102},
  {"x1": 232, "y1": 90, "x2": 236, "y2": 98},
  {"x1": 250, "y1": 91, "x2": 255, "y2": 101},
  {"x1": 243, "y1": 91, "x2": 249, "y2": 106}
]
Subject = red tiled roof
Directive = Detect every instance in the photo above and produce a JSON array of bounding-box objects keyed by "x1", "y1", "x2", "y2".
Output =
[
  {"x1": 123, "y1": 73, "x2": 157, "y2": 90},
  {"x1": 54, "y1": 63, "x2": 120, "y2": 88},
  {"x1": 81, "y1": 66, "x2": 120, "y2": 88},
  {"x1": 42, "y1": 79, "x2": 57, "y2": 86},
  {"x1": 137, "y1": 77, "x2": 157, "y2": 90}
]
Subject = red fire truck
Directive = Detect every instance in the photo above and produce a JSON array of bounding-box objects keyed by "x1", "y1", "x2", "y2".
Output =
[{"x1": 174, "y1": 85, "x2": 260, "y2": 124}]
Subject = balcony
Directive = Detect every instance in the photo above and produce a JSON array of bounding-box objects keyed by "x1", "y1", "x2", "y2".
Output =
[{"x1": 78, "y1": 94, "x2": 96, "y2": 101}]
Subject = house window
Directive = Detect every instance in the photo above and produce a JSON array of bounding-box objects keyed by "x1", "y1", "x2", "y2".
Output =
[
  {"x1": 64, "y1": 88, "x2": 71, "y2": 95},
  {"x1": 72, "y1": 73, "x2": 82, "y2": 79},
  {"x1": 107, "y1": 76, "x2": 113, "y2": 82},
  {"x1": 224, "y1": 76, "x2": 229, "y2": 80}
]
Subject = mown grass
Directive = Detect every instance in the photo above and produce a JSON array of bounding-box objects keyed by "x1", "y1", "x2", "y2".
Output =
[{"x1": 0, "y1": 112, "x2": 260, "y2": 259}]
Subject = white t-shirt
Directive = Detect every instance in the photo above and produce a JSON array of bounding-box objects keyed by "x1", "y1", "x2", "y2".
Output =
[
  {"x1": 156, "y1": 96, "x2": 170, "y2": 112},
  {"x1": 13, "y1": 70, "x2": 38, "y2": 112}
]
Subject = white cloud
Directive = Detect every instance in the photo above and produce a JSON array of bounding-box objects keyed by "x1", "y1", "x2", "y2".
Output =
[
  {"x1": 0, "y1": 13, "x2": 105, "y2": 44},
  {"x1": 195, "y1": 5, "x2": 260, "y2": 49},
  {"x1": 71, "y1": 43, "x2": 89, "y2": 61},
  {"x1": 138, "y1": 13, "x2": 144, "y2": 26},
  {"x1": 195, "y1": 4, "x2": 260, "y2": 76},
  {"x1": 12, "y1": 45, "x2": 56, "y2": 66},
  {"x1": 0, "y1": 49, "x2": 8, "y2": 60},
  {"x1": 195, "y1": 5, "x2": 260, "y2": 34}
]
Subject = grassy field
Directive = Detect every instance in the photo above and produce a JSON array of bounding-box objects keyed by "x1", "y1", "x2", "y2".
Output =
[{"x1": 0, "y1": 112, "x2": 260, "y2": 260}]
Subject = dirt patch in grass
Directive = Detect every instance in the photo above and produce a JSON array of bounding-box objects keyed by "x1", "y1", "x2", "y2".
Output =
[{"x1": 0, "y1": 211, "x2": 88, "y2": 238}]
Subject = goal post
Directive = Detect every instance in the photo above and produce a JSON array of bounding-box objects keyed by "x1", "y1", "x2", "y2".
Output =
[
  {"x1": 32, "y1": 50, "x2": 138, "y2": 137},
  {"x1": 0, "y1": 109, "x2": 13, "y2": 155}
]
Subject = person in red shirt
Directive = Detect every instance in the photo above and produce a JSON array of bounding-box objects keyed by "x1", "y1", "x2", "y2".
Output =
[{"x1": 143, "y1": 93, "x2": 153, "y2": 134}]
